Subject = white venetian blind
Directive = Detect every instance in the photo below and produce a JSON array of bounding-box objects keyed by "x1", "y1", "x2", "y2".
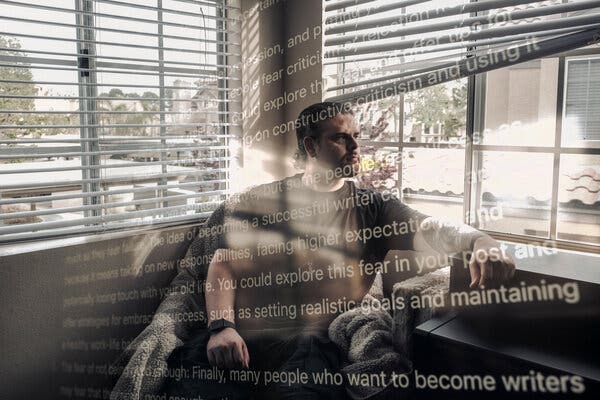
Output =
[
  {"x1": 564, "y1": 57, "x2": 600, "y2": 141},
  {"x1": 323, "y1": 0, "x2": 600, "y2": 103},
  {"x1": 0, "y1": 0, "x2": 242, "y2": 242}
]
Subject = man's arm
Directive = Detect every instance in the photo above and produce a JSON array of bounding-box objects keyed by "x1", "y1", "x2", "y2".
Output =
[
  {"x1": 376, "y1": 197, "x2": 515, "y2": 289},
  {"x1": 413, "y1": 216, "x2": 516, "y2": 288},
  {"x1": 205, "y1": 249, "x2": 249, "y2": 369}
]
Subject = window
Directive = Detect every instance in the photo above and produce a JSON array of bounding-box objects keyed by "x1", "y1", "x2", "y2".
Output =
[
  {"x1": 563, "y1": 58, "x2": 600, "y2": 143},
  {"x1": 0, "y1": 0, "x2": 242, "y2": 242},
  {"x1": 469, "y1": 55, "x2": 600, "y2": 248},
  {"x1": 323, "y1": 0, "x2": 600, "y2": 251}
]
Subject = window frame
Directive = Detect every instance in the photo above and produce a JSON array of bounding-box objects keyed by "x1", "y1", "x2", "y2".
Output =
[
  {"x1": 0, "y1": 0, "x2": 239, "y2": 243},
  {"x1": 328, "y1": 54, "x2": 600, "y2": 254},
  {"x1": 321, "y1": 0, "x2": 600, "y2": 255},
  {"x1": 469, "y1": 51, "x2": 600, "y2": 254}
]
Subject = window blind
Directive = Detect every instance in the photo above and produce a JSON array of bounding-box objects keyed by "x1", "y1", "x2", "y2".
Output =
[
  {"x1": 323, "y1": 0, "x2": 600, "y2": 103},
  {"x1": 0, "y1": 0, "x2": 242, "y2": 242},
  {"x1": 564, "y1": 58, "x2": 600, "y2": 141}
]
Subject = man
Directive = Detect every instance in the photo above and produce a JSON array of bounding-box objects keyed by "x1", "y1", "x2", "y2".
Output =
[{"x1": 165, "y1": 102, "x2": 515, "y2": 400}]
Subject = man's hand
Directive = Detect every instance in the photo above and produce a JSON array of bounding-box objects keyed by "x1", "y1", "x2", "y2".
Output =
[
  {"x1": 469, "y1": 236, "x2": 516, "y2": 289},
  {"x1": 206, "y1": 328, "x2": 249, "y2": 369}
]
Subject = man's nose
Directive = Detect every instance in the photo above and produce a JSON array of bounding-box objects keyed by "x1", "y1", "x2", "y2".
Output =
[{"x1": 347, "y1": 136, "x2": 358, "y2": 151}]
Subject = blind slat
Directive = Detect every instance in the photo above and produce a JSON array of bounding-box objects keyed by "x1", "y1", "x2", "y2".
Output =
[
  {"x1": 328, "y1": 54, "x2": 462, "y2": 92},
  {"x1": 0, "y1": 94, "x2": 237, "y2": 103},
  {"x1": 325, "y1": 13, "x2": 600, "y2": 58},
  {"x1": 0, "y1": 194, "x2": 225, "y2": 221},
  {"x1": 0, "y1": 51, "x2": 239, "y2": 71},
  {"x1": 0, "y1": 64, "x2": 236, "y2": 82},
  {"x1": 0, "y1": 80, "x2": 238, "y2": 92},
  {"x1": 172, "y1": 0, "x2": 238, "y2": 10},
  {"x1": 0, "y1": 146, "x2": 229, "y2": 160},
  {"x1": 0, "y1": 179, "x2": 229, "y2": 206},
  {"x1": 0, "y1": 211, "x2": 214, "y2": 243},
  {"x1": 325, "y1": 0, "x2": 427, "y2": 23},
  {"x1": 325, "y1": 0, "x2": 540, "y2": 35},
  {"x1": 0, "y1": 158, "x2": 232, "y2": 176},
  {"x1": 0, "y1": 32, "x2": 238, "y2": 68},
  {"x1": 0, "y1": 136, "x2": 234, "y2": 143},
  {"x1": 326, "y1": 26, "x2": 596, "y2": 91},
  {"x1": 0, "y1": 1, "x2": 236, "y2": 31},
  {"x1": 0, "y1": 16, "x2": 237, "y2": 47},
  {"x1": 0, "y1": 168, "x2": 229, "y2": 191},
  {"x1": 1, "y1": 123, "x2": 239, "y2": 130},
  {"x1": 325, "y1": 0, "x2": 375, "y2": 12},
  {"x1": 326, "y1": 28, "x2": 600, "y2": 104},
  {"x1": 325, "y1": 0, "x2": 600, "y2": 46},
  {"x1": 0, "y1": 108, "x2": 238, "y2": 115},
  {"x1": 0, "y1": 204, "x2": 216, "y2": 235},
  {"x1": 93, "y1": 0, "x2": 239, "y2": 19},
  {"x1": 322, "y1": 27, "x2": 570, "y2": 65}
]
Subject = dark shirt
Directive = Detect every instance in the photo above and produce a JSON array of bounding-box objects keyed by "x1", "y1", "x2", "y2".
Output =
[
  {"x1": 221, "y1": 173, "x2": 426, "y2": 258},
  {"x1": 214, "y1": 173, "x2": 428, "y2": 332}
]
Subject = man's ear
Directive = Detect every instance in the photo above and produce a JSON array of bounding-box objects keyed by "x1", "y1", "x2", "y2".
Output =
[{"x1": 303, "y1": 136, "x2": 318, "y2": 158}]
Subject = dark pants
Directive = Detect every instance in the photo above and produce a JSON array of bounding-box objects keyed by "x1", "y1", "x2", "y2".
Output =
[{"x1": 163, "y1": 329, "x2": 347, "y2": 400}]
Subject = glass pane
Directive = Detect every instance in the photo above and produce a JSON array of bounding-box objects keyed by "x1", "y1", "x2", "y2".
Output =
[
  {"x1": 557, "y1": 154, "x2": 600, "y2": 245},
  {"x1": 0, "y1": 2, "x2": 82, "y2": 228},
  {"x1": 91, "y1": 0, "x2": 227, "y2": 221},
  {"x1": 401, "y1": 147, "x2": 465, "y2": 221},
  {"x1": 355, "y1": 146, "x2": 400, "y2": 192},
  {"x1": 470, "y1": 151, "x2": 553, "y2": 237},
  {"x1": 403, "y1": 80, "x2": 467, "y2": 145},
  {"x1": 324, "y1": 0, "x2": 468, "y2": 143},
  {"x1": 480, "y1": 58, "x2": 558, "y2": 146},
  {"x1": 562, "y1": 58, "x2": 600, "y2": 147},
  {"x1": 94, "y1": 0, "x2": 160, "y2": 139},
  {"x1": 354, "y1": 100, "x2": 401, "y2": 142}
]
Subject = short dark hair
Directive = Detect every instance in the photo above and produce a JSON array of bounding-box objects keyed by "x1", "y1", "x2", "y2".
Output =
[{"x1": 294, "y1": 101, "x2": 353, "y2": 166}]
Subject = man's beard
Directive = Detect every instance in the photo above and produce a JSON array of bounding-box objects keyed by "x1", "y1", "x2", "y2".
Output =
[
  {"x1": 314, "y1": 157, "x2": 360, "y2": 182},
  {"x1": 334, "y1": 159, "x2": 360, "y2": 178}
]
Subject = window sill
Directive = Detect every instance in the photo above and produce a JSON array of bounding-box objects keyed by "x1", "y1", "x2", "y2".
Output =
[
  {"x1": 0, "y1": 220, "x2": 205, "y2": 257},
  {"x1": 501, "y1": 241, "x2": 600, "y2": 285}
]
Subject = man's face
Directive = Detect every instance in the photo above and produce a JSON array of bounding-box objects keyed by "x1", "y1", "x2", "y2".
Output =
[{"x1": 311, "y1": 113, "x2": 360, "y2": 176}]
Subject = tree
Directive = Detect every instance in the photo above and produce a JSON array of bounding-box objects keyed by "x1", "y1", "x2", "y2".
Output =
[
  {"x1": 0, "y1": 35, "x2": 76, "y2": 143},
  {"x1": 445, "y1": 84, "x2": 467, "y2": 138},
  {"x1": 405, "y1": 82, "x2": 467, "y2": 141},
  {"x1": 98, "y1": 89, "x2": 160, "y2": 136},
  {"x1": 405, "y1": 84, "x2": 450, "y2": 137},
  {"x1": 0, "y1": 36, "x2": 37, "y2": 139}
]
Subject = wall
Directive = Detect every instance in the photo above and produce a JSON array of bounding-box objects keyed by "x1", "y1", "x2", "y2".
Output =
[
  {"x1": 0, "y1": 226, "x2": 195, "y2": 399},
  {"x1": 238, "y1": 0, "x2": 323, "y2": 186}
]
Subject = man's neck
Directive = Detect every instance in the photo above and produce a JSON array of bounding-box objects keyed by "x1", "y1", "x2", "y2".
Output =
[{"x1": 301, "y1": 168, "x2": 345, "y2": 192}]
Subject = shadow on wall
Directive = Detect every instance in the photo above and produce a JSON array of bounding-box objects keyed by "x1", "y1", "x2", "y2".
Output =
[{"x1": 239, "y1": 0, "x2": 323, "y2": 186}]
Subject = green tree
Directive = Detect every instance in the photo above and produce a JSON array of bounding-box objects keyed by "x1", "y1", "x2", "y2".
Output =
[
  {"x1": 98, "y1": 89, "x2": 160, "y2": 136},
  {"x1": 0, "y1": 36, "x2": 37, "y2": 139},
  {"x1": 0, "y1": 35, "x2": 74, "y2": 143},
  {"x1": 445, "y1": 84, "x2": 467, "y2": 138},
  {"x1": 406, "y1": 84, "x2": 450, "y2": 134},
  {"x1": 405, "y1": 83, "x2": 467, "y2": 140}
]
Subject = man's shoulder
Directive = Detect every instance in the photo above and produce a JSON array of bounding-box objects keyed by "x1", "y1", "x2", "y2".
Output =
[
  {"x1": 352, "y1": 183, "x2": 402, "y2": 205},
  {"x1": 231, "y1": 174, "x2": 303, "y2": 203},
  {"x1": 347, "y1": 183, "x2": 402, "y2": 224}
]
